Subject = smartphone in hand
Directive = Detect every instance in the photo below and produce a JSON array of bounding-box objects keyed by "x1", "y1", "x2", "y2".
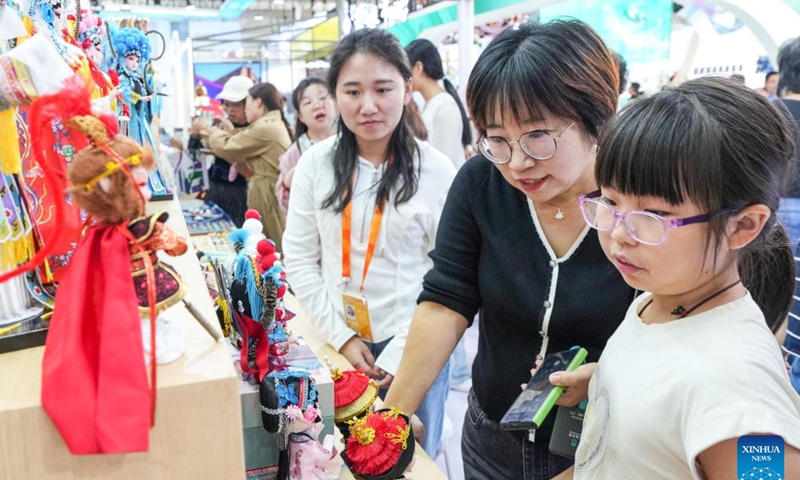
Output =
[{"x1": 499, "y1": 347, "x2": 588, "y2": 431}]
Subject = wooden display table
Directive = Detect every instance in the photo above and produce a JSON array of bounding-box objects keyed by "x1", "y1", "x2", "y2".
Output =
[
  {"x1": 284, "y1": 295, "x2": 448, "y2": 480},
  {"x1": 0, "y1": 199, "x2": 245, "y2": 479}
]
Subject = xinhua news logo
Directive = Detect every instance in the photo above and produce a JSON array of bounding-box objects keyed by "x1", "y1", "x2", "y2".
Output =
[{"x1": 738, "y1": 435, "x2": 785, "y2": 480}]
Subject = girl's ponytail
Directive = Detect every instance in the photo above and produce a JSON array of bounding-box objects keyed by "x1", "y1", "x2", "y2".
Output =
[
  {"x1": 739, "y1": 220, "x2": 795, "y2": 333},
  {"x1": 442, "y1": 78, "x2": 473, "y2": 148}
]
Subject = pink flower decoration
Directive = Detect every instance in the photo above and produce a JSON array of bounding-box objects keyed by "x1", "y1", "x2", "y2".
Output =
[
  {"x1": 285, "y1": 405, "x2": 302, "y2": 420},
  {"x1": 303, "y1": 406, "x2": 320, "y2": 423}
]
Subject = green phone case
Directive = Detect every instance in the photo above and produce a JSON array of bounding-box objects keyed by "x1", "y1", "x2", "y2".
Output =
[{"x1": 531, "y1": 347, "x2": 588, "y2": 428}]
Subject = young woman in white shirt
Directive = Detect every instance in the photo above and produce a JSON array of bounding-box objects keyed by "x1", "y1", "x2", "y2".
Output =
[
  {"x1": 282, "y1": 28, "x2": 456, "y2": 457},
  {"x1": 559, "y1": 77, "x2": 800, "y2": 479},
  {"x1": 406, "y1": 38, "x2": 472, "y2": 169}
]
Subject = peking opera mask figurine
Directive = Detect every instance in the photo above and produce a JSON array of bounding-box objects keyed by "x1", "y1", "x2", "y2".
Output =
[{"x1": 0, "y1": 75, "x2": 221, "y2": 454}]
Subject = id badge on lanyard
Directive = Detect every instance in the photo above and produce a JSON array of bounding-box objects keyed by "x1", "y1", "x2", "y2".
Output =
[
  {"x1": 342, "y1": 292, "x2": 373, "y2": 343},
  {"x1": 341, "y1": 196, "x2": 384, "y2": 344}
]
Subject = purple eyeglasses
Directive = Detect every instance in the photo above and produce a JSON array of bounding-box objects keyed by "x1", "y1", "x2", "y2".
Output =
[{"x1": 578, "y1": 190, "x2": 709, "y2": 246}]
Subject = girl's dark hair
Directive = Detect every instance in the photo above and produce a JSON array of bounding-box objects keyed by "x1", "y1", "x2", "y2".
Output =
[
  {"x1": 291, "y1": 77, "x2": 328, "y2": 140},
  {"x1": 249, "y1": 82, "x2": 294, "y2": 142},
  {"x1": 406, "y1": 38, "x2": 472, "y2": 147},
  {"x1": 595, "y1": 77, "x2": 796, "y2": 330},
  {"x1": 466, "y1": 19, "x2": 618, "y2": 139},
  {"x1": 323, "y1": 28, "x2": 420, "y2": 213}
]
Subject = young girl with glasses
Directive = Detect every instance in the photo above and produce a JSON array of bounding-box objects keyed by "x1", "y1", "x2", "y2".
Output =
[
  {"x1": 282, "y1": 28, "x2": 456, "y2": 457},
  {"x1": 384, "y1": 20, "x2": 636, "y2": 479},
  {"x1": 562, "y1": 77, "x2": 800, "y2": 479}
]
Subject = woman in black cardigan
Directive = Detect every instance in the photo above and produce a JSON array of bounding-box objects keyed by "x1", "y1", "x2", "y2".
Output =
[{"x1": 384, "y1": 20, "x2": 636, "y2": 479}]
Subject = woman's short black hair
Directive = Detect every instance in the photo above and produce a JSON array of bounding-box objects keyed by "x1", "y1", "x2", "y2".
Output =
[{"x1": 466, "y1": 19, "x2": 618, "y2": 138}]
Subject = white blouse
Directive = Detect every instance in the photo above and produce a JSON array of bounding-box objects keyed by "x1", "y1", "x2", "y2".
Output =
[
  {"x1": 421, "y1": 91, "x2": 466, "y2": 169},
  {"x1": 282, "y1": 136, "x2": 456, "y2": 375}
]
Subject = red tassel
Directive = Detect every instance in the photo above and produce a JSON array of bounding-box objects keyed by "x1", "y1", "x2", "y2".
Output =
[
  {"x1": 334, "y1": 370, "x2": 370, "y2": 408},
  {"x1": 107, "y1": 70, "x2": 120, "y2": 87},
  {"x1": 345, "y1": 412, "x2": 407, "y2": 476}
]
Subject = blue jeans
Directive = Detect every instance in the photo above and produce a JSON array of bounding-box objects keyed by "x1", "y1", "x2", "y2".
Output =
[
  {"x1": 462, "y1": 389, "x2": 572, "y2": 480},
  {"x1": 777, "y1": 197, "x2": 800, "y2": 246},
  {"x1": 367, "y1": 337, "x2": 450, "y2": 457},
  {"x1": 450, "y1": 337, "x2": 472, "y2": 384}
]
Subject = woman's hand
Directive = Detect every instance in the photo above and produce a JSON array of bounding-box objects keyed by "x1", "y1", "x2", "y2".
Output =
[
  {"x1": 217, "y1": 117, "x2": 235, "y2": 133},
  {"x1": 374, "y1": 367, "x2": 394, "y2": 389},
  {"x1": 191, "y1": 117, "x2": 208, "y2": 134},
  {"x1": 410, "y1": 413, "x2": 425, "y2": 445},
  {"x1": 339, "y1": 336, "x2": 377, "y2": 377}
]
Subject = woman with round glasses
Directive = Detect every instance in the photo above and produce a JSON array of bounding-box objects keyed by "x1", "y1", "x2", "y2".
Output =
[{"x1": 384, "y1": 20, "x2": 636, "y2": 479}]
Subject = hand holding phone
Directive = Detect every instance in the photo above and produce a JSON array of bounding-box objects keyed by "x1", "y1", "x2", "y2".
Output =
[{"x1": 499, "y1": 348, "x2": 588, "y2": 431}]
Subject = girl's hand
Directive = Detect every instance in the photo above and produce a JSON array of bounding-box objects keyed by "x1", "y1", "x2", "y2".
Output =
[{"x1": 522, "y1": 361, "x2": 596, "y2": 407}]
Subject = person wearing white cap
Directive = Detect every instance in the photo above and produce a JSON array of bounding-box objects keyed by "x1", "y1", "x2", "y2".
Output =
[
  {"x1": 195, "y1": 80, "x2": 293, "y2": 250},
  {"x1": 190, "y1": 75, "x2": 255, "y2": 226}
]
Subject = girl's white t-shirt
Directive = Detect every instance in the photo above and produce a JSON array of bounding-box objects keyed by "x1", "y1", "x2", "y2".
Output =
[
  {"x1": 421, "y1": 92, "x2": 466, "y2": 169},
  {"x1": 282, "y1": 136, "x2": 456, "y2": 376},
  {"x1": 575, "y1": 292, "x2": 800, "y2": 480}
]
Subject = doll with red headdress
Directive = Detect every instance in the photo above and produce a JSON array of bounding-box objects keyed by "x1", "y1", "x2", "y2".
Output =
[
  {"x1": 342, "y1": 407, "x2": 416, "y2": 479},
  {"x1": 0, "y1": 75, "x2": 220, "y2": 454}
]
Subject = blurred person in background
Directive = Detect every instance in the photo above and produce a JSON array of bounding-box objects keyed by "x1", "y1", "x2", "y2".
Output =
[
  {"x1": 189, "y1": 75, "x2": 253, "y2": 226},
  {"x1": 197, "y1": 82, "x2": 293, "y2": 249},
  {"x1": 627, "y1": 81, "x2": 647, "y2": 105},
  {"x1": 756, "y1": 71, "x2": 780, "y2": 101},
  {"x1": 406, "y1": 38, "x2": 473, "y2": 169},
  {"x1": 777, "y1": 36, "x2": 800, "y2": 394},
  {"x1": 276, "y1": 77, "x2": 337, "y2": 212}
]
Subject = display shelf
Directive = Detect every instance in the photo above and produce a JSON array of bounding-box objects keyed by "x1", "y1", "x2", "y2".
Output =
[{"x1": 0, "y1": 198, "x2": 245, "y2": 479}]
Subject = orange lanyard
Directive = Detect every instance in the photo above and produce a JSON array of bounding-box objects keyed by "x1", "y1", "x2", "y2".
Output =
[{"x1": 342, "y1": 198, "x2": 385, "y2": 294}]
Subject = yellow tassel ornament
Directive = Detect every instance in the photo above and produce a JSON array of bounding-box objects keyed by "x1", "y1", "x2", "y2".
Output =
[{"x1": 0, "y1": 108, "x2": 21, "y2": 174}]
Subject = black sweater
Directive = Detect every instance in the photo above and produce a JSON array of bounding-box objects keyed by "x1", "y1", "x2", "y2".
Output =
[{"x1": 419, "y1": 156, "x2": 635, "y2": 435}]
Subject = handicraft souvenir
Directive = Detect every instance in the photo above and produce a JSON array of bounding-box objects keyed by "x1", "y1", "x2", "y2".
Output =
[
  {"x1": 109, "y1": 26, "x2": 172, "y2": 200},
  {"x1": 324, "y1": 358, "x2": 379, "y2": 437},
  {"x1": 260, "y1": 369, "x2": 334, "y2": 480},
  {"x1": 226, "y1": 222, "x2": 295, "y2": 384},
  {"x1": 342, "y1": 408, "x2": 415, "y2": 480},
  {"x1": 0, "y1": 76, "x2": 219, "y2": 454}
]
